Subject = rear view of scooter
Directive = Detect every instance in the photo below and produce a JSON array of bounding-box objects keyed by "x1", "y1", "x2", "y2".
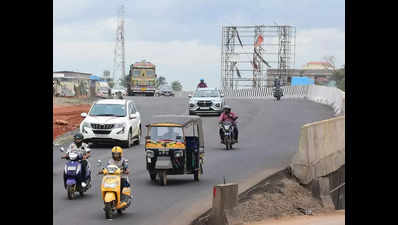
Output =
[{"x1": 97, "y1": 160, "x2": 132, "y2": 219}]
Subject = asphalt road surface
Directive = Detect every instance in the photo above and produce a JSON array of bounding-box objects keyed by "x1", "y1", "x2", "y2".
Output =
[{"x1": 53, "y1": 96, "x2": 335, "y2": 225}]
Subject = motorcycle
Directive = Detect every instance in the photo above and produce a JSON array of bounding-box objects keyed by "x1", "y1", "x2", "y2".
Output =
[
  {"x1": 59, "y1": 147, "x2": 92, "y2": 200},
  {"x1": 273, "y1": 87, "x2": 283, "y2": 101},
  {"x1": 220, "y1": 121, "x2": 236, "y2": 150},
  {"x1": 97, "y1": 160, "x2": 132, "y2": 219}
]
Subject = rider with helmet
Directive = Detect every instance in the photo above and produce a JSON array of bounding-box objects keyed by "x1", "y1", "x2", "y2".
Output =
[
  {"x1": 62, "y1": 133, "x2": 91, "y2": 188},
  {"x1": 218, "y1": 105, "x2": 239, "y2": 143},
  {"x1": 107, "y1": 146, "x2": 130, "y2": 202},
  {"x1": 197, "y1": 78, "x2": 208, "y2": 88}
]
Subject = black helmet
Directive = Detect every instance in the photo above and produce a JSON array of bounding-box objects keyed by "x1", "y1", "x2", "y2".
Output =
[
  {"x1": 73, "y1": 133, "x2": 83, "y2": 146},
  {"x1": 223, "y1": 105, "x2": 231, "y2": 113}
]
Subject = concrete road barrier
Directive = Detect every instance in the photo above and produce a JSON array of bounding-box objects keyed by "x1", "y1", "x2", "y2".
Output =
[
  {"x1": 209, "y1": 183, "x2": 239, "y2": 225},
  {"x1": 290, "y1": 116, "x2": 345, "y2": 185}
]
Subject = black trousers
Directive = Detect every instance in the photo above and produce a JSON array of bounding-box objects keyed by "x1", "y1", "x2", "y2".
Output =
[{"x1": 219, "y1": 125, "x2": 238, "y2": 140}]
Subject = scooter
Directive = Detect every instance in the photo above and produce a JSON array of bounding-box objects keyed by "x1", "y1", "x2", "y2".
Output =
[
  {"x1": 59, "y1": 147, "x2": 92, "y2": 200},
  {"x1": 97, "y1": 160, "x2": 132, "y2": 219},
  {"x1": 220, "y1": 121, "x2": 236, "y2": 150}
]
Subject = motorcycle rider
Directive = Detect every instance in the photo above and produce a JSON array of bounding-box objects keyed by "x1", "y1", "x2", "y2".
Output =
[
  {"x1": 197, "y1": 78, "x2": 208, "y2": 88},
  {"x1": 62, "y1": 133, "x2": 91, "y2": 188},
  {"x1": 107, "y1": 146, "x2": 130, "y2": 203},
  {"x1": 218, "y1": 105, "x2": 239, "y2": 143}
]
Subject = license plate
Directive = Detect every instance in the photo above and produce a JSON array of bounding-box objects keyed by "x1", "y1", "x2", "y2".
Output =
[
  {"x1": 68, "y1": 166, "x2": 76, "y2": 170},
  {"x1": 141, "y1": 88, "x2": 146, "y2": 91},
  {"x1": 96, "y1": 134, "x2": 107, "y2": 137},
  {"x1": 156, "y1": 157, "x2": 172, "y2": 169},
  {"x1": 200, "y1": 107, "x2": 209, "y2": 110}
]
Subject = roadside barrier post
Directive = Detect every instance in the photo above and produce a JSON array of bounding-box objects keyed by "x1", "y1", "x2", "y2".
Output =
[{"x1": 210, "y1": 183, "x2": 239, "y2": 225}]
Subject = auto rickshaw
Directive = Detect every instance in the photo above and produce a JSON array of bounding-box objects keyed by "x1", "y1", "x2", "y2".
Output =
[{"x1": 145, "y1": 115, "x2": 205, "y2": 185}]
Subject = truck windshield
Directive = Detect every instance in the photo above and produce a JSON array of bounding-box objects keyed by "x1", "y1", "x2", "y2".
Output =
[
  {"x1": 89, "y1": 104, "x2": 126, "y2": 117},
  {"x1": 132, "y1": 69, "x2": 155, "y2": 77},
  {"x1": 150, "y1": 127, "x2": 183, "y2": 142},
  {"x1": 194, "y1": 90, "x2": 219, "y2": 97}
]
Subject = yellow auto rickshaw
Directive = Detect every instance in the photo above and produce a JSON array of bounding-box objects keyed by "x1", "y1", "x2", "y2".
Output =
[{"x1": 145, "y1": 115, "x2": 205, "y2": 185}]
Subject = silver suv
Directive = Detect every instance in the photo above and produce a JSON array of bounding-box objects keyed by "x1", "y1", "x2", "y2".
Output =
[{"x1": 188, "y1": 88, "x2": 225, "y2": 115}]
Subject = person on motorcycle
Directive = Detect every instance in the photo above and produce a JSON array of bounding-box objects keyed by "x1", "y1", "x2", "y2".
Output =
[
  {"x1": 197, "y1": 78, "x2": 208, "y2": 88},
  {"x1": 62, "y1": 133, "x2": 91, "y2": 188},
  {"x1": 218, "y1": 105, "x2": 239, "y2": 143},
  {"x1": 107, "y1": 146, "x2": 130, "y2": 203}
]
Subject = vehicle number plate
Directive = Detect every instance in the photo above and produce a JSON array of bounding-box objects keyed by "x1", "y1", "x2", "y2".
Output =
[
  {"x1": 141, "y1": 88, "x2": 147, "y2": 91},
  {"x1": 68, "y1": 166, "x2": 76, "y2": 170},
  {"x1": 200, "y1": 107, "x2": 209, "y2": 110}
]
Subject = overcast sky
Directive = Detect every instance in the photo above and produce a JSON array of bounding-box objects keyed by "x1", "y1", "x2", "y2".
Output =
[{"x1": 53, "y1": 0, "x2": 345, "y2": 90}]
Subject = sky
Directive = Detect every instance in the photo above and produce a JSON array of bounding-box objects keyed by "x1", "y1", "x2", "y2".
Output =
[{"x1": 53, "y1": 0, "x2": 345, "y2": 91}]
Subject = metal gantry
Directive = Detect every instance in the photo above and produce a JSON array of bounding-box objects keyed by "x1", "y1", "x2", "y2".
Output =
[
  {"x1": 112, "y1": 4, "x2": 126, "y2": 89},
  {"x1": 220, "y1": 25, "x2": 296, "y2": 89}
]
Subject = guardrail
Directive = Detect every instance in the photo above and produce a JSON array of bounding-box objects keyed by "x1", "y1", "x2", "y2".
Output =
[{"x1": 220, "y1": 85, "x2": 345, "y2": 116}]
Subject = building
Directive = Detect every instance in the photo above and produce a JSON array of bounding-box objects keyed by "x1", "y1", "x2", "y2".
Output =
[
  {"x1": 266, "y1": 61, "x2": 334, "y2": 86},
  {"x1": 53, "y1": 71, "x2": 92, "y2": 97},
  {"x1": 302, "y1": 61, "x2": 333, "y2": 70}
]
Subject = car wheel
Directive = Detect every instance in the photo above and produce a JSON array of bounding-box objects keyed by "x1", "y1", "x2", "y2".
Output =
[
  {"x1": 124, "y1": 129, "x2": 133, "y2": 148},
  {"x1": 134, "y1": 126, "x2": 141, "y2": 146}
]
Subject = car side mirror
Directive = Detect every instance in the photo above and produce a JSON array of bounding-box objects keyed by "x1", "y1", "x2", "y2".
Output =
[
  {"x1": 188, "y1": 94, "x2": 192, "y2": 98},
  {"x1": 130, "y1": 114, "x2": 136, "y2": 119},
  {"x1": 97, "y1": 160, "x2": 102, "y2": 167},
  {"x1": 59, "y1": 147, "x2": 65, "y2": 152},
  {"x1": 145, "y1": 136, "x2": 151, "y2": 140},
  {"x1": 220, "y1": 94, "x2": 224, "y2": 97},
  {"x1": 81, "y1": 112, "x2": 87, "y2": 118}
]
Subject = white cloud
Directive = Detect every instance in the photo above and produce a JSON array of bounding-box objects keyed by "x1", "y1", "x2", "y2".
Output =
[
  {"x1": 54, "y1": 17, "x2": 345, "y2": 90},
  {"x1": 295, "y1": 28, "x2": 345, "y2": 67}
]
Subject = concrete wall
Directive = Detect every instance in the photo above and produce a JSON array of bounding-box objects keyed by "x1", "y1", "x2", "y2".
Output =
[{"x1": 290, "y1": 116, "x2": 345, "y2": 185}]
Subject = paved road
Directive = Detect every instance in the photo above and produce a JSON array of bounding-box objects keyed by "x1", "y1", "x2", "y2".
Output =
[{"x1": 53, "y1": 97, "x2": 335, "y2": 225}]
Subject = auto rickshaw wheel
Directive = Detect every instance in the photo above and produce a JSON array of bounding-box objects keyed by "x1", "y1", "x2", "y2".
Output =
[
  {"x1": 105, "y1": 203, "x2": 112, "y2": 219},
  {"x1": 159, "y1": 172, "x2": 167, "y2": 186},
  {"x1": 194, "y1": 169, "x2": 200, "y2": 181},
  {"x1": 117, "y1": 209, "x2": 123, "y2": 214},
  {"x1": 149, "y1": 172, "x2": 156, "y2": 181}
]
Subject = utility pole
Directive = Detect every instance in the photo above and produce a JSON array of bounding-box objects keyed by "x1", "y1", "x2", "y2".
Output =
[{"x1": 112, "y1": 4, "x2": 126, "y2": 89}]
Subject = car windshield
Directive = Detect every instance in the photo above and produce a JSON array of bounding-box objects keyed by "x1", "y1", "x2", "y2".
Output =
[
  {"x1": 89, "y1": 103, "x2": 126, "y2": 117},
  {"x1": 194, "y1": 90, "x2": 219, "y2": 97},
  {"x1": 150, "y1": 127, "x2": 183, "y2": 142}
]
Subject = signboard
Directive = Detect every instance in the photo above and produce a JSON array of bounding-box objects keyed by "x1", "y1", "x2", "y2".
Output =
[{"x1": 291, "y1": 76, "x2": 314, "y2": 86}]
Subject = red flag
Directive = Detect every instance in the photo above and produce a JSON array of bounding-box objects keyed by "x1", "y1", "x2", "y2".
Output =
[{"x1": 255, "y1": 35, "x2": 263, "y2": 48}]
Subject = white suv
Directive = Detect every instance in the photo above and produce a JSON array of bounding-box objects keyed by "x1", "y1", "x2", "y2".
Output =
[
  {"x1": 80, "y1": 99, "x2": 141, "y2": 148},
  {"x1": 188, "y1": 88, "x2": 225, "y2": 115}
]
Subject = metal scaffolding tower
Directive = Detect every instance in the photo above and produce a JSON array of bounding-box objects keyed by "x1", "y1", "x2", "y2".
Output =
[
  {"x1": 112, "y1": 4, "x2": 126, "y2": 89},
  {"x1": 220, "y1": 25, "x2": 295, "y2": 89}
]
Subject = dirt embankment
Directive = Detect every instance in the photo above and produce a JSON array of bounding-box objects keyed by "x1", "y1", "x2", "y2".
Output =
[
  {"x1": 53, "y1": 97, "x2": 97, "y2": 140},
  {"x1": 236, "y1": 169, "x2": 335, "y2": 224}
]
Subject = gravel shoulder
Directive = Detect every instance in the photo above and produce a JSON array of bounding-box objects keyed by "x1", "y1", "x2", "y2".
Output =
[{"x1": 249, "y1": 210, "x2": 345, "y2": 225}]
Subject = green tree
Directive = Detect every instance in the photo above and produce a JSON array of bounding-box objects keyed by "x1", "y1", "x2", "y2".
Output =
[
  {"x1": 155, "y1": 76, "x2": 167, "y2": 88},
  {"x1": 171, "y1": 81, "x2": 183, "y2": 91},
  {"x1": 323, "y1": 56, "x2": 345, "y2": 91}
]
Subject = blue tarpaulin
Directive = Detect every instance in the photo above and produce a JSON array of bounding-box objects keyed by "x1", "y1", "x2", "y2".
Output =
[
  {"x1": 291, "y1": 76, "x2": 314, "y2": 86},
  {"x1": 89, "y1": 75, "x2": 102, "y2": 81}
]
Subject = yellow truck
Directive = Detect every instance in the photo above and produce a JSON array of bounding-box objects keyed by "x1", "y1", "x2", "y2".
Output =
[{"x1": 127, "y1": 60, "x2": 157, "y2": 96}]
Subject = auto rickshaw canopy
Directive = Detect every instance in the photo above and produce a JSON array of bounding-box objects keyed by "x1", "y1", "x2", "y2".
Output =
[{"x1": 146, "y1": 114, "x2": 204, "y2": 149}]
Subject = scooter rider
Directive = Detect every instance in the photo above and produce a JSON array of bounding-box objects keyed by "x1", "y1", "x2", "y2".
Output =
[
  {"x1": 62, "y1": 133, "x2": 91, "y2": 188},
  {"x1": 107, "y1": 146, "x2": 130, "y2": 203},
  {"x1": 218, "y1": 105, "x2": 239, "y2": 143},
  {"x1": 197, "y1": 78, "x2": 208, "y2": 88}
]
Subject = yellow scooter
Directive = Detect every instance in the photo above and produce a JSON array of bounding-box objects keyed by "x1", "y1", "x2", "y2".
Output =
[{"x1": 97, "y1": 160, "x2": 132, "y2": 219}]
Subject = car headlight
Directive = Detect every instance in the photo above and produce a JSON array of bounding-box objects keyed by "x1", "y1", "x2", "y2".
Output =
[
  {"x1": 146, "y1": 150, "x2": 155, "y2": 158},
  {"x1": 82, "y1": 122, "x2": 90, "y2": 133},
  {"x1": 214, "y1": 103, "x2": 221, "y2": 107},
  {"x1": 174, "y1": 150, "x2": 183, "y2": 157},
  {"x1": 116, "y1": 127, "x2": 125, "y2": 134},
  {"x1": 103, "y1": 182, "x2": 117, "y2": 188}
]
